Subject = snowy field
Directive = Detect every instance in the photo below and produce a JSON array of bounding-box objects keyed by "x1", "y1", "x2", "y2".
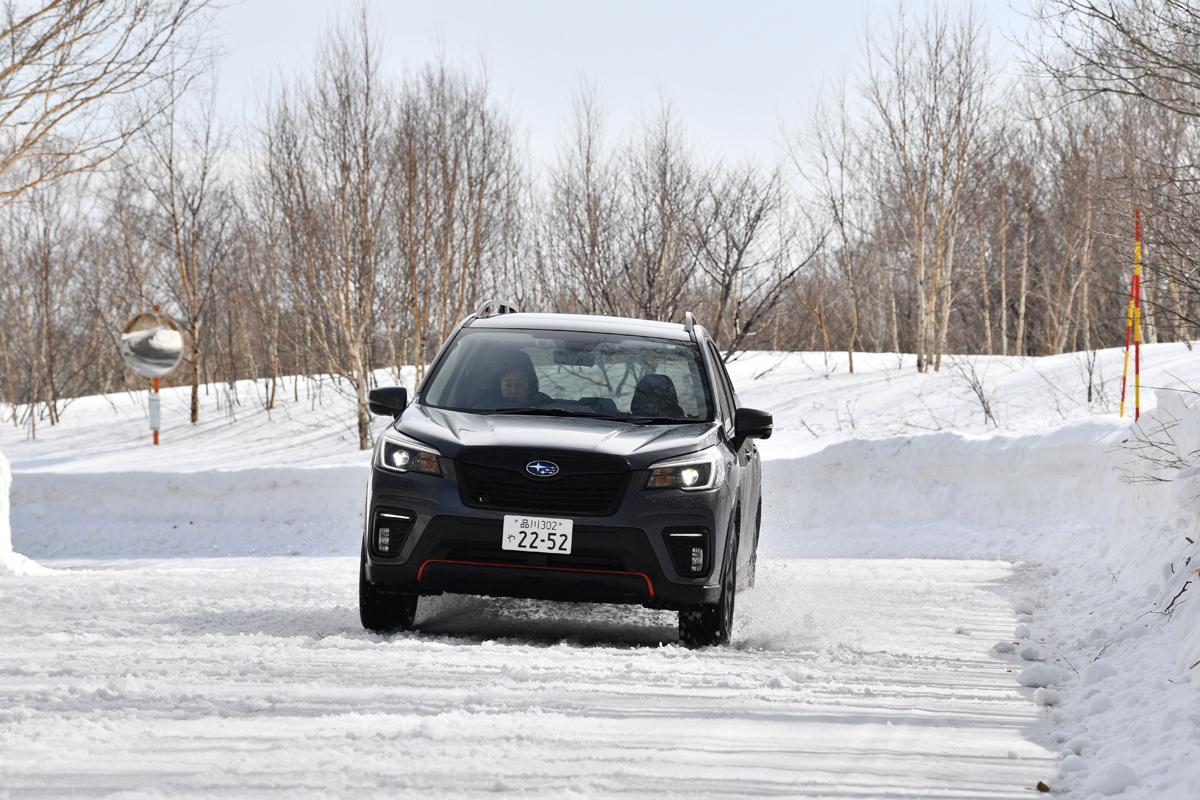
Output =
[{"x1": 3, "y1": 344, "x2": 1200, "y2": 797}]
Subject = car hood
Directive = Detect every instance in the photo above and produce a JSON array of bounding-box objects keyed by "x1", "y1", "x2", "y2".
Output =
[{"x1": 395, "y1": 405, "x2": 720, "y2": 469}]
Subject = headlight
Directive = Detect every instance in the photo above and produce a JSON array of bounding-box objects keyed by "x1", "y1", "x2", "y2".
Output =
[
  {"x1": 376, "y1": 433, "x2": 442, "y2": 476},
  {"x1": 646, "y1": 446, "x2": 722, "y2": 491}
]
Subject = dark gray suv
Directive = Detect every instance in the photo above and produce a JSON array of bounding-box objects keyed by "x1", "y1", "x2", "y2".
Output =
[{"x1": 359, "y1": 303, "x2": 772, "y2": 646}]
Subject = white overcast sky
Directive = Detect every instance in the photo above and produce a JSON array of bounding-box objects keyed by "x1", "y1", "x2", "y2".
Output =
[{"x1": 213, "y1": 0, "x2": 1035, "y2": 166}]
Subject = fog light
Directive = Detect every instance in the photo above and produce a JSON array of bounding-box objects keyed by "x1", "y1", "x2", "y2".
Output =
[
  {"x1": 372, "y1": 508, "x2": 415, "y2": 558},
  {"x1": 663, "y1": 528, "x2": 708, "y2": 576}
]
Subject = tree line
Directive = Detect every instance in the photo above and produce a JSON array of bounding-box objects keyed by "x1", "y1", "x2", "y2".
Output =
[{"x1": 2, "y1": 1, "x2": 1198, "y2": 447}]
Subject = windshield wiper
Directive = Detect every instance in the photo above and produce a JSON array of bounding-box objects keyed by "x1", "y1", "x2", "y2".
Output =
[
  {"x1": 480, "y1": 407, "x2": 695, "y2": 425},
  {"x1": 481, "y1": 408, "x2": 691, "y2": 424},
  {"x1": 484, "y1": 408, "x2": 592, "y2": 417}
]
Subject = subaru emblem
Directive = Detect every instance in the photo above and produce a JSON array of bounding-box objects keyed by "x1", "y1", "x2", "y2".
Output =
[{"x1": 525, "y1": 460, "x2": 559, "y2": 478}]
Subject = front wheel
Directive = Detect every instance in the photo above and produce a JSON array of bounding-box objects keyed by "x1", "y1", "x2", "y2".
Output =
[
  {"x1": 678, "y1": 527, "x2": 738, "y2": 647},
  {"x1": 359, "y1": 545, "x2": 418, "y2": 633}
]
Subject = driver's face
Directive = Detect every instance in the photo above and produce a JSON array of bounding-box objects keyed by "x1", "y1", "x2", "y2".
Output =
[{"x1": 500, "y1": 369, "x2": 530, "y2": 401}]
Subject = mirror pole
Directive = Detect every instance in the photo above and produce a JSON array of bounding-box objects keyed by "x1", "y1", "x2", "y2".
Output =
[
  {"x1": 151, "y1": 377, "x2": 160, "y2": 446},
  {"x1": 151, "y1": 304, "x2": 161, "y2": 446}
]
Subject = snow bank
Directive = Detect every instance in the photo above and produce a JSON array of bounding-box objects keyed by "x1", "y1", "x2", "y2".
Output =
[
  {"x1": 1019, "y1": 390, "x2": 1200, "y2": 798},
  {"x1": 11, "y1": 465, "x2": 366, "y2": 558},
  {"x1": 0, "y1": 446, "x2": 44, "y2": 575},
  {"x1": 760, "y1": 411, "x2": 1199, "y2": 558},
  {"x1": 0, "y1": 445, "x2": 9, "y2": 554},
  {"x1": 759, "y1": 420, "x2": 1140, "y2": 560}
]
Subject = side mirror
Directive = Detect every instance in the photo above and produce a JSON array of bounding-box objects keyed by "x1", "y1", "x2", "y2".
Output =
[
  {"x1": 368, "y1": 386, "x2": 408, "y2": 418},
  {"x1": 734, "y1": 407, "x2": 773, "y2": 442}
]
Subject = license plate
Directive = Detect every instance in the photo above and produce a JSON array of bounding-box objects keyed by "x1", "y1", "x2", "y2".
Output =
[{"x1": 502, "y1": 515, "x2": 573, "y2": 554}]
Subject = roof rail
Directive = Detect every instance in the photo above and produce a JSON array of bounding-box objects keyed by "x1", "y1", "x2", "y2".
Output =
[
  {"x1": 683, "y1": 311, "x2": 697, "y2": 341},
  {"x1": 475, "y1": 299, "x2": 520, "y2": 318}
]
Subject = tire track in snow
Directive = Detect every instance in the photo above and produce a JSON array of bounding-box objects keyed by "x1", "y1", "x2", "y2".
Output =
[{"x1": 0, "y1": 557, "x2": 1054, "y2": 797}]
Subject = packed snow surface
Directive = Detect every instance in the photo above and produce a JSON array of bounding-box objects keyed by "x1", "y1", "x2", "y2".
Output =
[
  {"x1": 0, "y1": 558, "x2": 1050, "y2": 798},
  {"x1": 3, "y1": 342, "x2": 1200, "y2": 797}
]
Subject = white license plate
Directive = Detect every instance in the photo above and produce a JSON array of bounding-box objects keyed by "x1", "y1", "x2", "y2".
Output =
[{"x1": 502, "y1": 515, "x2": 573, "y2": 554}]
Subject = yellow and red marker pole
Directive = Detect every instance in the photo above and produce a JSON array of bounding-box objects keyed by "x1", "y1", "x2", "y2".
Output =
[{"x1": 1120, "y1": 210, "x2": 1142, "y2": 421}]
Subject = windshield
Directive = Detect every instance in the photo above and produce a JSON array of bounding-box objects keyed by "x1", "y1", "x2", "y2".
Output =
[{"x1": 421, "y1": 328, "x2": 713, "y2": 423}]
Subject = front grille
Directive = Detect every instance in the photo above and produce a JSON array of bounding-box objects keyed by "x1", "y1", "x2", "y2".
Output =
[{"x1": 459, "y1": 462, "x2": 626, "y2": 516}]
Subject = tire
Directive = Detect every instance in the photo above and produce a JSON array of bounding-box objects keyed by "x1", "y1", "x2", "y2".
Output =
[
  {"x1": 678, "y1": 519, "x2": 738, "y2": 648},
  {"x1": 359, "y1": 545, "x2": 418, "y2": 633},
  {"x1": 747, "y1": 498, "x2": 761, "y2": 589}
]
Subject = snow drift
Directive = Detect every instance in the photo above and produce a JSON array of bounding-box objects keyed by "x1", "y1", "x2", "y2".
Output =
[
  {"x1": 11, "y1": 465, "x2": 365, "y2": 559},
  {"x1": 0, "y1": 446, "x2": 43, "y2": 575},
  {"x1": 0, "y1": 446, "x2": 10, "y2": 560},
  {"x1": 1022, "y1": 389, "x2": 1200, "y2": 798}
]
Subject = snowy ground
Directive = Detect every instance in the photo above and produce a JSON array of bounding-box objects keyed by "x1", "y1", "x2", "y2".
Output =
[
  {"x1": 3, "y1": 343, "x2": 1200, "y2": 797},
  {"x1": 0, "y1": 558, "x2": 1051, "y2": 798}
]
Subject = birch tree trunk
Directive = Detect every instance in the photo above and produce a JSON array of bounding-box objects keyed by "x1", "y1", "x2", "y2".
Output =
[
  {"x1": 934, "y1": 231, "x2": 957, "y2": 372},
  {"x1": 979, "y1": 231, "x2": 992, "y2": 355},
  {"x1": 1014, "y1": 206, "x2": 1030, "y2": 356},
  {"x1": 999, "y1": 193, "x2": 1008, "y2": 356}
]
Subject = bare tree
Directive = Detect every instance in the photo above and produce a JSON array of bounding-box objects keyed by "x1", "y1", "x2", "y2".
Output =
[
  {"x1": 127, "y1": 77, "x2": 231, "y2": 423},
  {"x1": 1037, "y1": 1, "x2": 1200, "y2": 120},
  {"x1": 692, "y1": 166, "x2": 781, "y2": 346},
  {"x1": 264, "y1": 12, "x2": 396, "y2": 449},
  {"x1": 1037, "y1": 0, "x2": 1200, "y2": 343},
  {"x1": 798, "y1": 82, "x2": 874, "y2": 372},
  {"x1": 388, "y1": 59, "x2": 523, "y2": 376},
  {"x1": 862, "y1": 4, "x2": 992, "y2": 372},
  {"x1": 618, "y1": 105, "x2": 701, "y2": 322},
  {"x1": 0, "y1": 0, "x2": 212, "y2": 201},
  {"x1": 540, "y1": 84, "x2": 622, "y2": 315}
]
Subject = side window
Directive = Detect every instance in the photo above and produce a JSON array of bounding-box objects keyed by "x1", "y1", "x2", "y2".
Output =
[{"x1": 705, "y1": 341, "x2": 735, "y2": 432}]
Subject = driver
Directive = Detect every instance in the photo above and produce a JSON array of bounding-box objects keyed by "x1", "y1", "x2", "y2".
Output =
[
  {"x1": 500, "y1": 367, "x2": 533, "y2": 403},
  {"x1": 487, "y1": 353, "x2": 550, "y2": 408}
]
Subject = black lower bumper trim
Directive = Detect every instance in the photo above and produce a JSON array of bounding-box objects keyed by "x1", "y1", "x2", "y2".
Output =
[{"x1": 417, "y1": 558, "x2": 655, "y2": 604}]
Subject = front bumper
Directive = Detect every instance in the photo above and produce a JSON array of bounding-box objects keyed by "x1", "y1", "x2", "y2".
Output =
[{"x1": 363, "y1": 464, "x2": 731, "y2": 611}]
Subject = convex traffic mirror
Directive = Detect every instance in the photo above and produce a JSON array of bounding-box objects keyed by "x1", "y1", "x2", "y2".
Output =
[{"x1": 119, "y1": 312, "x2": 183, "y2": 378}]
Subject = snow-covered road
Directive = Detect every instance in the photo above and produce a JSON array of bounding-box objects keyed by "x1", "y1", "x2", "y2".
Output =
[{"x1": 0, "y1": 557, "x2": 1052, "y2": 798}]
